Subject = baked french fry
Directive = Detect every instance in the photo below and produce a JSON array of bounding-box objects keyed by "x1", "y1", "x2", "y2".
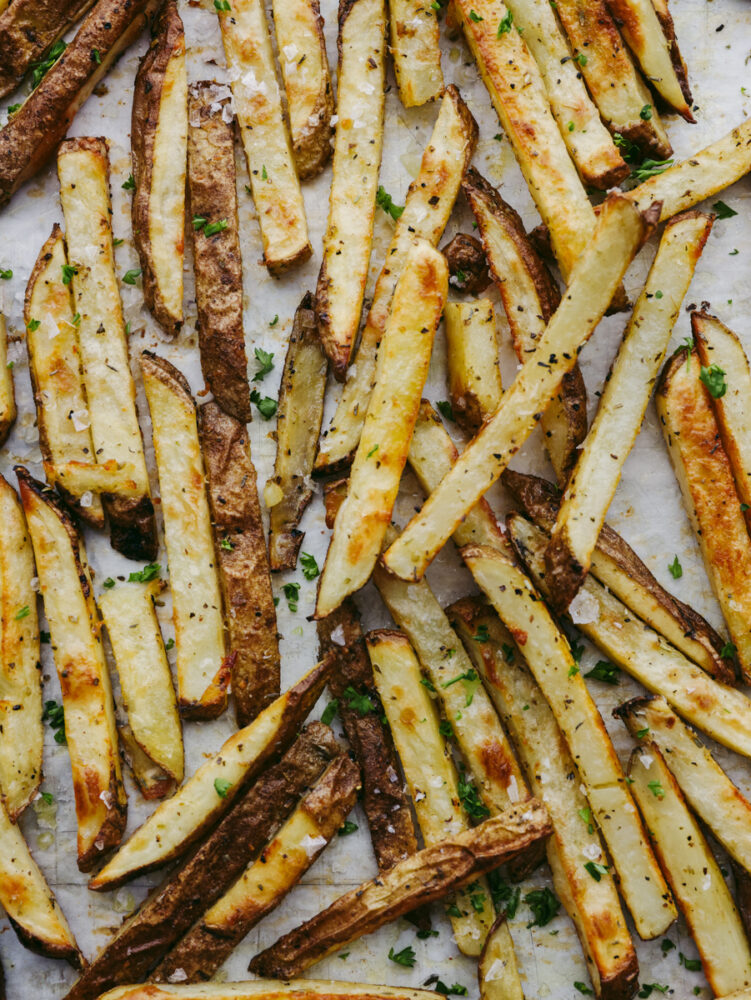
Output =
[
  {"x1": 444, "y1": 300, "x2": 502, "y2": 436},
  {"x1": 117, "y1": 724, "x2": 174, "y2": 801},
  {"x1": 0, "y1": 314, "x2": 14, "y2": 447},
  {"x1": 97, "y1": 983, "x2": 452, "y2": 1000},
  {"x1": 389, "y1": 0, "x2": 443, "y2": 107},
  {"x1": 52, "y1": 461, "x2": 142, "y2": 498}
]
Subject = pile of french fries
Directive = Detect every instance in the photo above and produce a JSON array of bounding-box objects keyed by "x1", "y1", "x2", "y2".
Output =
[{"x1": 1, "y1": 0, "x2": 751, "y2": 997}]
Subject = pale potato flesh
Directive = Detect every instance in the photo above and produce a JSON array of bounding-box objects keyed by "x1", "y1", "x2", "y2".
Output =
[
  {"x1": 0, "y1": 313, "x2": 15, "y2": 444},
  {"x1": 444, "y1": 300, "x2": 502, "y2": 436},
  {"x1": 389, "y1": 0, "x2": 443, "y2": 107}
]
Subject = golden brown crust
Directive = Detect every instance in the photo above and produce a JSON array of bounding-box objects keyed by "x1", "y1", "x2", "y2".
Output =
[
  {"x1": 323, "y1": 477, "x2": 348, "y2": 528},
  {"x1": 284, "y1": 0, "x2": 334, "y2": 179},
  {"x1": 650, "y1": 0, "x2": 692, "y2": 112},
  {"x1": 198, "y1": 400, "x2": 280, "y2": 727},
  {"x1": 187, "y1": 81, "x2": 251, "y2": 423}
]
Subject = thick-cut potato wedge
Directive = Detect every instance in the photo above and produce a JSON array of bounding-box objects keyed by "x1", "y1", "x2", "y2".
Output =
[
  {"x1": 99, "y1": 982, "x2": 451, "y2": 1000},
  {"x1": 389, "y1": 0, "x2": 442, "y2": 107},
  {"x1": 267, "y1": 293, "x2": 328, "y2": 571},
  {"x1": 0, "y1": 0, "x2": 156, "y2": 207},
  {"x1": 478, "y1": 914, "x2": 524, "y2": 1000},
  {"x1": 218, "y1": 0, "x2": 311, "y2": 273},
  {"x1": 0, "y1": 795, "x2": 81, "y2": 967},
  {"x1": 250, "y1": 799, "x2": 552, "y2": 978},
  {"x1": 315, "y1": 240, "x2": 448, "y2": 617},
  {"x1": 463, "y1": 169, "x2": 587, "y2": 484},
  {"x1": 57, "y1": 137, "x2": 156, "y2": 561},
  {"x1": 0, "y1": 315, "x2": 14, "y2": 446},
  {"x1": 502, "y1": 0, "x2": 627, "y2": 187},
  {"x1": 118, "y1": 724, "x2": 174, "y2": 801},
  {"x1": 317, "y1": 602, "x2": 422, "y2": 875},
  {"x1": 616, "y1": 696, "x2": 751, "y2": 873},
  {"x1": 17, "y1": 469, "x2": 126, "y2": 872},
  {"x1": 53, "y1": 460, "x2": 142, "y2": 498},
  {"x1": 452, "y1": 599, "x2": 638, "y2": 1000},
  {"x1": 627, "y1": 116, "x2": 751, "y2": 222},
  {"x1": 315, "y1": 0, "x2": 386, "y2": 378},
  {"x1": 65, "y1": 725, "x2": 338, "y2": 1000},
  {"x1": 367, "y1": 630, "x2": 505, "y2": 959},
  {"x1": 199, "y1": 402, "x2": 280, "y2": 726},
  {"x1": 553, "y1": 0, "x2": 671, "y2": 158},
  {"x1": 693, "y1": 311, "x2": 751, "y2": 535},
  {"x1": 88, "y1": 658, "x2": 334, "y2": 891},
  {"x1": 153, "y1": 755, "x2": 360, "y2": 983},
  {"x1": 141, "y1": 353, "x2": 228, "y2": 719},
  {"x1": 382, "y1": 195, "x2": 653, "y2": 583},
  {"x1": 503, "y1": 469, "x2": 734, "y2": 683},
  {"x1": 507, "y1": 513, "x2": 751, "y2": 758},
  {"x1": 462, "y1": 541, "x2": 675, "y2": 939},
  {"x1": 24, "y1": 226, "x2": 104, "y2": 527},
  {"x1": 98, "y1": 582, "x2": 183, "y2": 784},
  {"x1": 628, "y1": 746, "x2": 751, "y2": 996},
  {"x1": 444, "y1": 300, "x2": 502, "y2": 436},
  {"x1": 0, "y1": 475, "x2": 42, "y2": 820},
  {"x1": 271, "y1": 0, "x2": 333, "y2": 178},
  {"x1": 315, "y1": 86, "x2": 477, "y2": 474},
  {"x1": 0, "y1": 0, "x2": 96, "y2": 98},
  {"x1": 605, "y1": 0, "x2": 692, "y2": 119},
  {"x1": 657, "y1": 347, "x2": 751, "y2": 684},
  {"x1": 546, "y1": 211, "x2": 713, "y2": 610},
  {"x1": 188, "y1": 82, "x2": 251, "y2": 423},
  {"x1": 131, "y1": 0, "x2": 187, "y2": 338}
]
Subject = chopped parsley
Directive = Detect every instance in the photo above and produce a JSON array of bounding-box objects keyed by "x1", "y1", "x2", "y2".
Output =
[
  {"x1": 524, "y1": 887, "x2": 560, "y2": 927},
  {"x1": 388, "y1": 945, "x2": 416, "y2": 968},
  {"x1": 300, "y1": 552, "x2": 320, "y2": 580},
  {"x1": 252, "y1": 346, "x2": 274, "y2": 381},
  {"x1": 667, "y1": 555, "x2": 682, "y2": 579},
  {"x1": 487, "y1": 870, "x2": 520, "y2": 917},
  {"x1": 578, "y1": 806, "x2": 594, "y2": 834},
  {"x1": 471, "y1": 624, "x2": 490, "y2": 643},
  {"x1": 321, "y1": 698, "x2": 339, "y2": 725},
  {"x1": 27, "y1": 318, "x2": 41, "y2": 332},
  {"x1": 338, "y1": 820, "x2": 358, "y2": 836},
  {"x1": 640, "y1": 104, "x2": 653, "y2": 120},
  {"x1": 721, "y1": 641, "x2": 737, "y2": 658},
  {"x1": 282, "y1": 581, "x2": 300, "y2": 611},
  {"x1": 61, "y1": 264, "x2": 78, "y2": 285},
  {"x1": 367, "y1": 444, "x2": 379, "y2": 458},
  {"x1": 648, "y1": 780, "x2": 665, "y2": 799},
  {"x1": 436, "y1": 400, "x2": 454, "y2": 422},
  {"x1": 585, "y1": 660, "x2": 620, "y2": 685},
  {"x1": 122, "y1": 174, "x2": 136, "y2": 190},
  {"x1": 630, "y1": 158, "x2": 674, "y2": 182},
  {"x1": 220, "y1": 538, "x2": 234, "y2": 551},
  {"x1": 699, "y1": 363, "x2": 727, "y2": 398},
  {"x1": 575, "y1": 52, "x2": 587, "y2": 66},
  {"x1": 496, "y1": 9, "x2": 512, "y2": 33},
  {"x1": 214, "y1": 0, "x2": 231, "y2": 9},
  {"x1": 31, "y1": 40, "x2": 66, "y2": 89},
  {"x1": 376, "y1": 186, "x2": 404, "y2": 221},
  {"x1": 713, "y1": 200, "x2": 738, "y2": 220},
  {"x1": 43, "y1": 700, "x2": 66, "y2": 745},
  {"x1": 269, "y1": 314, "x2": 279, "y2": 326},
  {"x1": 680, "y1": 952, "x2": 702, "y2": 972},
  {"x1": 344, "y1": 685, "x2": 375, "y2": 716},
  {"x1": 584, "y1": 861, "x2": 609, "y2": 882},
  {"x1": 441, "y1": 667, "x2": 480, "y2": 706},
  {"x1": 574, "y1": 985, "x2": 593, "y2": 996},
  {"x1": 214, "y1": 777, "x2": 233, "y2": 798},
  {"x1": 0, "y1": 268, "x2": 12, "y2": 280},
  {"x1": 458, "y1": 770, "x2": 490, "y2": 820},
  {"x1": 469, "y1": 8, "x2": 483, "y2": 20},
  {"x1": 14, "y1": 605, "x2": 30, "y2": 621},
  {"x1": 204, "y1": 218, "x2": 228, "y2": 237},
  {"x1": 128, "y1": 563, "x2": 160, "y2": 583},
  {"x1": 102, "y1": 578, "x2": 116, "y2": 589},
  {"x1": 122, "y1": 268, "x2": 142, "y2": 285},
  {"x1": 250, "y1": 389, "x2": 277, "y2": 419}
]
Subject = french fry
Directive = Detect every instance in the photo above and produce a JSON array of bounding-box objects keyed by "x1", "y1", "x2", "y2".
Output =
[
  {"x1": 367, "y1": 630, "x2": 510, "y2": 962},
  {"x1": 88, "y1": 658, "x2": 334, "y2": 891},
  {"x1": 188, "y1": 82, "x2": 251, "y2": 423},
  {"x1": 463, "y1": 168, "x2": 587, "y2": 483},
  {"x1": 24, "y1": 226, "x2": 104, "y2": 526},
  {"x1": 506, "y1": 512, "x2": 751, "y2": 759},
  {"x1": 444, "y1": 300, "x2": 502, "y2": 436},
  {"x1": 0, "y1": 475, "x2": 42, "y2": 820},
  {"x1": 271, "y1": 0, "x2": 333, "y2": 178},
  {"x1": 217, "y1": 0, "x2": 311, "y2": 273},
  {"x1": 267, "y1": 293, "x2": 328, "y2": 571},
  {"x1": 389, "y1": 0, "x2": 443, "y2": 107},
  {"x1": 382, "y1": 194, "x2": 653, "y2": 583},
  {"x1": 315, "y1": 0, "x2": 386, "y2": 378},
  {"x1": 250, "y1": 799, "x2": 552, "y2": 978},
  {"x1": 96, "y1": 983, "x2": 452, "y2": 1000},
  {"x1": 657, "y1": 347, "x2": 751, "y2": 684},
  {"x1": 0, "y1": 314, "x2": 14, "y2": 446},
  {"x1": 131, "y1": 0, "x2": 187, "y2": 337},
  {"x1": 57, "y1": 136, "x2": 156, "y2": 561},
  {"x1": 315, "y1": 240, "x2": 448, "y2": 617},
  {"x1": 452, "y1": 599, "x2": 638, "y2": 999},
  {"x1": 52, "y1": 461, "x2": 142, "y2": 498},
  {"x1": 546, "y1": 211, "x2": 713, "y2": 610},
  {"x1": 98, "y1": 582, "x2": 183, "y2": 785},
  {"x1": 141, "y1": 353, "x2": 228, "y2": 719},
  {"x1": 153, "y1": 755, "x2": 360, "y2": 983},
  {"x1": 117, "y1": 724, "x2": 174, "y2": 801},
  {"x1": 315, "y1": 86, "x2": 477, "y2": 473},
  {"x1": 628, "y1": 746, "x2": 751, "y2": 996},
  {"x1": 16, "y1": 468, "x2": 126, "y2": 872},
  {"x1": 462, "y1": 541, "x2": 676, "y2": 939}
]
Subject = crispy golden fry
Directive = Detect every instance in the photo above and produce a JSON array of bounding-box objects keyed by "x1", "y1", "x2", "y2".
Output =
[
  {"x1": 315, "y1": 240, "x2": 448, "y2": 617},
  {"x1": 452, "y1": 599, "x2": 638, "y2": 1000},
  {"x1": 628, "y1": 745, "x2": 751, "y2": 996},
  {"x1": 271, "y1": 0, "x2": 333, "y2": 178},
  {"x1": 188, "y1": 82, "x2": 251, "y2": 423},
  {"x1": 367, "y1": 630, "x2": 507, "y2": 960},
  {"x1": 17, "y1": 469, "x2": 126, "y2": 872},
  {"x1": 57, "y1": 136, "x2": 156, "y2": 560},
  {"x1": 546, "y1": 211, "x2": 713, "y2": 610},
  {"x1": 88, "y1": 659, "x2": 334, "y2": 891},
  {"x1": 657, "y1": 347, "x2": 751, "y2": 683},
  {"x1": 153, "y1": 755, "x2": 360, "y2": 983},
  {"x1": 0, "y1": 315, "x2": 14, "y2": 447},
  {"x1": 444, "y1": 300, "x2": 502, "y2": 435},
  {"x1": 250, "y1": 800, "x2": 552, "y2": 978},
  {"x1": 267, "y1": 293, "x2": 328, "y2": 570},
  {"x1": 52, "y1": 460, "x2": 142, "y2": 498},
  {"x1": 389, "y1": 0, "x2": 443, "y2": 106},
  {"x1": 141, "y1": 353, "x2": 228, "y2": 719},
  {"x1": 199, "y1": 401, "x2": 280, "y2": 726},
  {"x1": 0, "y1": 475, "x2": 42, "y2": 820},
  {"x1": 382, "y1": 194, "x2": 652, "y2": 583},
  {"x1": 0, "y1": 0, "x2": 157, "y2": 207},
  {"x1": 462, "y1": 541, "x2": 676, "y2": 939},
  {"x1": 99, "y1": 582, "x2": 183, "y2": 784},
  {"x1": 315, "y1": 86, "x2": 477, "y2": 473},
  {"x1": 463, "y1": 169, "x2": 587, "y2": 483},
  {"x1": 131, "y1": 0, "x2": 187, "y2": 338},
  {"x1": 217, "y1": 0, "x2": 311, "y2": 273},
  {"x1": 99, "y1": 982, "x2": 452, "y2": 1000},
  {"x1": 315, "y1": 0, "x2": 386, "y2": 378},
  {"x1": 507, "y1": 512, "x2": 751, "y2": 758}
]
